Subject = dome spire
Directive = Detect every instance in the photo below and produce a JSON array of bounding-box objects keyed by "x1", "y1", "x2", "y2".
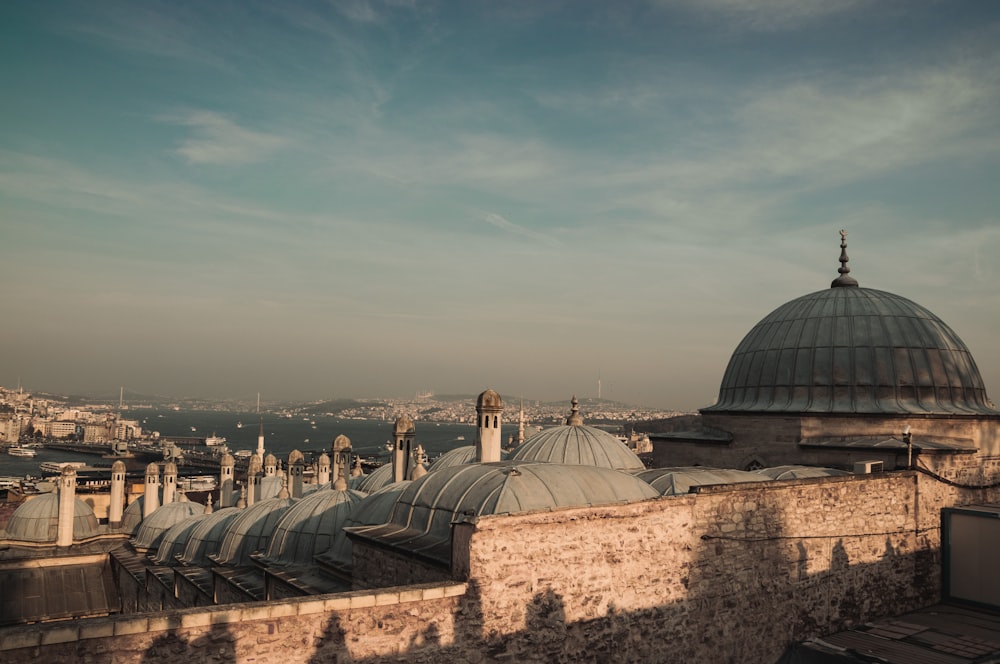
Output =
[
  {"x1": 831, "y1": 229, "x2": 859, "y2": 288},
  {"x1": 566, "y1": 395, "x2": 584, "y2": 426}
]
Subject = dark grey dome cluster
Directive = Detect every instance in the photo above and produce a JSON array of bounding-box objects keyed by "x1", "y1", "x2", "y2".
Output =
[{"x1": 706, "y1": 234, "x2": 996, "y2": 416}]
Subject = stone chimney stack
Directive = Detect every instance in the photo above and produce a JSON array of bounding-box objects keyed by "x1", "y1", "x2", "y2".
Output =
[
  {"x1": 162, "y1": 462, "x2": 178, "y2": 505},
  {"x1": 288, "y1": 450, "x2": 304, "y2": 499},
  {"x1": 220, "y1": 453, "x2": 235, "y2": 508},
  {"x1": 56, "y1": 467, "x2": 77, "y2": 547},
  {"x1": 392, "y1": 416, "x2": 415, "y2": 484},
  {"x1": 317, "y1": 453, "x2": 331, "y2": 486},
  {"x1": 144, "y1": 462, "x2": 161, "y2": 518},
  {"x1": 109, "y1": 460, "x2": 127, "y2": 527},
  {"x1": 476, "y1": 389, "x2": 503, "y2": 463}
]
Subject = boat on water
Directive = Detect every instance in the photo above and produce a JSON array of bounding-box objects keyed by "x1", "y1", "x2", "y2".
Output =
[
  {"x1": 233, "y1": 450, "x2": 252, "y2": 459},
  {"x1": 39, "y1": 461, "x2": 86, "y2": 474},
  {"x1": 8, "y1": 447, "x2": 37, "y2": 458},
  {"x1": 204, "y1": 434, "x2": 227, "y2": 447},
  {"x1": 236, "y1": 421, "x2": 243, "y2": 429}
]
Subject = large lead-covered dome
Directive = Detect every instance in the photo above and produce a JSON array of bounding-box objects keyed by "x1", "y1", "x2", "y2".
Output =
[{"x1": 705, "y1": 234, "x2": 996, "y2": 416}]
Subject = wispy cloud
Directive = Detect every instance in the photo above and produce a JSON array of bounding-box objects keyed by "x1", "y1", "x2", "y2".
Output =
[
  {"x1": 162, "y1": 111, "x2": 288, "y2": 165},
  {"x1": 481, "y1": 212, "x2": 559, "y2": 247},
  {"x1": 658, "y1": 0, "x2": 867, "y2": 31}
]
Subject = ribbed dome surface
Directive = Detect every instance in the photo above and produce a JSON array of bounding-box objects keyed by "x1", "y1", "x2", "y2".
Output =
[
  {"x1": 636, "y1": 467, "x2": 770, "y2": 496},
  {"x1": 349, "y1": 462, "x2": 657, "y2": 563},
  {"x1": 355, "y1": 463, "x2": 394, "y2": 493},
  {"x1": 511, "y1": 426, "x2": 644, "y2": 471},
  {"x1": 262, "y1": 488, "x2": 365, "y2": 566},
  {"x1": 705, "y1": 287, "x2": 996, "y2": 415},
  {"x1": 212, "y1": 496, "x2": 293, "y2": 567},
  {"x1": 132, "y1": 501, "x2": 202, "y2": 551},
  {"x1": 427, "y1": 445, "x2": 509, "y2": 471},
  {"x1": 179, "y1": 507, "x2": 241, "y2": 566},
  {"x1": 153, "y1": 514, "x2": 211, "y2": 565},
  {"x1": 5, "y1": 494, "x2": 99, "y2": 543},
  {"x1": 318, "y1": 481, "x2": 412, "y2": 572}
]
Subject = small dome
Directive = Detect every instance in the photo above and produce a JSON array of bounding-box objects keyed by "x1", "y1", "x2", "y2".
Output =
[
  {"x1": 317, "y1": 481, "x2": 412, "y2": 572},
  {"x1": 163, "y1": 462, "x2": 178, "y2": 475},
  {"x1": 288, "y1": 449, "x2": 304, "y2": 465},
  {"x1": 264, "y1": 453, "x2": 278, "y2": 467},
  {"x1": 318, "y1": 452, "x2": 331, "y2": 466},
  {"x1": 349, "y1": 462, "x2": 657, "y2": 563},
  {"x1": 755, "y1": 465, "x2": 850, "y2": 480},
  {"x1": 211, "y1": 496, "x2": 294, "y2": 567},
  {"x1": 262, "y1": 487, "x2": 366, "y2": 566},
  {"x1": 5, "y1": 494, "x2": 99, "y2": 543},
  {"x1": 178, "y1": 507, "x2": 241, "y2": 566},
  {"x1": 220, "y1": 453, "x2": 235, "y2": 467},
  {"x1": 120, "y1": 493, "x2": 161, "y2": 534},
  {"x1": 132, "y1": 501, "x2": 202, "y2": 552},
  {"x1": 477, "y1": 389, "x2": 503, "y2": 410},
  {"x1": 427, "y1": 445, "x2": 509, "y2": 471},
  {"x1": 152, "y1": 513, "x2": 211, "y2": 565},
  {"x1": 333, "y1": 435, "x2": 351, "y2": 450},
  {"x1": 112, "y1": 460, "x2": 127, "y2": 473},
  {"x1": 355, "y1": 463, "x2": 394, "y2": 493},
  {"x1": 145, "y1": 462, "x2": 159, "y2": 475},
  {"x1": 636, "y1": 467, "x2": 770, "y2": 496},
  {"x1": 511, "y1": 400, "x2": 644, "y2": 472}
]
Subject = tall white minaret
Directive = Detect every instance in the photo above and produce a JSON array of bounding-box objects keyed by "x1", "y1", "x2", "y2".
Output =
[
  {"x1": 476, "y1": 389, "x2": 503, "y2": 463},
  {"x1": 517, "y1": 397, "x2": 525, "y2": 447},
  {"x1": 109, "y1": 460, "x2": 126, "y2": 528},
  {"x1": 256, "y1": 419, "x2": 265, "y2": 459},
  {"x1": 56, "y1": 467, "x2": 77, "y2": 547},
  {"x1": 143, "y1": 462, "x2": 160, "y2": 518},
  {"x1": 392, "y1": 416, "x2": 415, "y2": 484}
]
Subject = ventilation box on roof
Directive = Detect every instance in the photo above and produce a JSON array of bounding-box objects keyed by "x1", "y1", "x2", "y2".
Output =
[{"x1": 853, "y1": 460, "x2": 884, "y2": 474}]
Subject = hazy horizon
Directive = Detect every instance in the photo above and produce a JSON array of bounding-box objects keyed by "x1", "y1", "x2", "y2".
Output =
[{"x1": 3, "y1": 2, "x2": 1000, "y2": 410}]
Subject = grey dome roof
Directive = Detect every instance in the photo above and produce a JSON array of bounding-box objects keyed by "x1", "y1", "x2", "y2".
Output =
[
  {"x1": 256, "y1": 475, "x2": 284, "y2": 501},
  {"x1": 211, "y1": 496, "x2": 293, "y2": 567},
  {"x1": 755, "y1": 465, "x2": 850, "y2": 480},
  {"x1": 427, "y1": 445, "x2": 509, "y2": 471},
  {"x1": 636, "y1": 467, "x2": 770, "y2": 496},
  {"x1": 132, "y1": 501, "x2": 202, "y2": 552},
  {"x1": 178, "y1": 507, "x2": 241, "y2": 566},
  {"x1": 5, "y1": 494, "x2": 99, "y2": 543},
  {"x1": 261, "y1": 487, "x2": 366, "y2": 566},
  {"x1": 705, "y1": 283, "x2": 996, "y2": 416},
  {"x1": 317, "y1": 481, "x2": 412, "y2": 572},
  {"x1": 477, "y1": 388, "x2": 502, "y2": 409},
  {"x1": 152, "y1": 513, "x2": 211, "y2": 565},
  {"x1": 511, "y1": 415, "x2": 644, "y2": 472},
  {"x1": 349, "y1": 461, "x2": 657, "y2": 563},
  {"x1": 355, "y1": 463, "x2": 394, "y2": 493}
]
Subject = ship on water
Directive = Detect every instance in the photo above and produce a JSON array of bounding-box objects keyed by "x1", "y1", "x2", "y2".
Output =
[{"x1": 7, "y1": 447, "x2": 37, "y2": 458}]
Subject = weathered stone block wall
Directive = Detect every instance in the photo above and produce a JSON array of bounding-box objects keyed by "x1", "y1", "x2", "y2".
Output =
[
  {"x1": 351, "y1": 541, "x2": 450, "y2": 590},
  {"x1": 455, "y1": 472, "x2": 1000, "y2": 663},
  {"x1": 0, "y1": 582, "x2": 467, "y2": 664}
]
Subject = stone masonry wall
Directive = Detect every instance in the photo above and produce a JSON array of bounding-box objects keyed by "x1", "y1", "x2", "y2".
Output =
[
  {"x1": 0, "y1": 582, "x2": 467, "y2": 664},
  {"x1": 454, "y1": 471, "x2": 1000, "y2": 664}
]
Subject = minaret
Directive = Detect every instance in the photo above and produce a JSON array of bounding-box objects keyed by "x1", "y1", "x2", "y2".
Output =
[
  {"x1": 317, "y1": 453, "x2": 331, "y2": 486},
  {"x1": 219, "y1": 453, "x2": 235, "y2": 508},
  {"x1": 56, "y1": 467, "x2": 77, "y2": 547},
  {"x1": 517, "y1": 397, "x2": 525, "y2": 447},
  {"x1": 392, "y1": 415, "x2": 415, "y2": 484},
  {"x1": 162, "y1": 462, "x2": 178, "y2": 505},
  {"x1": 476, "y1": 389, "x2": 503, "y2": 463},
  {"x1": 256, "y1": 419, "x2": 265, "y2": 459},
  {"x1": 143, "y1": 462, "x2": 160, "y2": 518},
  {"x1": 288, "y1": 450, "x2": 304, "y2": 499},
  {"x1": 109, "y1": 460, "x2": 127, "y2": 527}
]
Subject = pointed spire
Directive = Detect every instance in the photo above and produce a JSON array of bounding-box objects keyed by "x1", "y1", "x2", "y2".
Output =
[
  {"x1": 236, "y1": 485, "x2": 246, "y2": 509},
  {"x1": 831, "y1": 229, "x2": 859, "y2": 288},
  {"x1": 566, "y1": 395, "x2": 584, "y2": 426},
  {"x1": 204, "y1": 498, "x2": 213, "y2": 514}
]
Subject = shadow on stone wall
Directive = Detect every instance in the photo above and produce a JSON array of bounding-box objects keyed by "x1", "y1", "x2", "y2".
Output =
[{"x1": 142, "y1": 624, "x2": 236, "y2": 663}]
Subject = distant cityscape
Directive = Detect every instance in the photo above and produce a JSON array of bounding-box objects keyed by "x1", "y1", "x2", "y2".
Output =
[{"x1": 0, "y1": 384, "x2": 688, "y2": 445}]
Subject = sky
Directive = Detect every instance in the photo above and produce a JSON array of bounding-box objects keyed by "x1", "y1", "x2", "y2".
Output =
[{"x1": 2, "y1": 1, "x2": 1000, "y2": 410}]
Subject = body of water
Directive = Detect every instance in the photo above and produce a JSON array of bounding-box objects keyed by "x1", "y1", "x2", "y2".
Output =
[{"x1": 0, "y1": 409, "x2": 482, "y2": 478}]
